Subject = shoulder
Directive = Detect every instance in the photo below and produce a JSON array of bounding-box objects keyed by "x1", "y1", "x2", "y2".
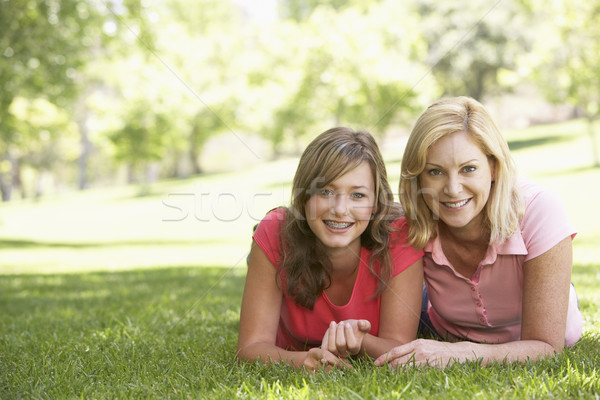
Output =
[
  {"x1": 252, "y1": 208, "x2": 287, "y2": 265},
  {"x1": 254, "y1": 207, "x2": 287, "y2": 231},
  {"x1": 388, "y1": 216, "x2": 424, "y2": 274},
  {"x1": 517, "y1": 178, "x2": 576, "y2": 260},
  {"x1": 519, "y1": 178, "x2": 562, "y2": 210},
  {"x1": 390, "y1": 215, "x2": 408, "y2": 230},
  {"x1": 518, "y1": 178, "x2": 571, "y2": 227}
]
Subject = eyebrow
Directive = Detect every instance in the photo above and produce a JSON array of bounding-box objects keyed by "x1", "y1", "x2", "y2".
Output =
[
  {"x1": 425, "y1": 159, "x2": 480, "y2": 167},
  {"x1": 326, "y1": 183, "x2": 372, "y2": 190}
]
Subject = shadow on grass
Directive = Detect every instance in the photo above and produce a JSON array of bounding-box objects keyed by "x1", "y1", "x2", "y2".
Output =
[
  {"x1": 0, "y1": 238, "x2": 222, "y2": 249},
  {"x1": 506, "y1": 134, "x2": 574, "y2": 151},
  {"x1": 0, "y1": 266, "x2": 246, "y2": 329},
  {"x1": 535, "y1": 164, "x2": 600, "y2": 178}
]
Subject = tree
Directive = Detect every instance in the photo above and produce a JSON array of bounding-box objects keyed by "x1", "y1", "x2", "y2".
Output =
[
  {"x1": 279, "y1": 0, "x2": 377, "y2": 21},
  {"x1": 245, "y1": 3, "x2": 436, "y2": 155},
  {"x1": 0, "y1": 0, "x2": 151, "y2": 200},
  {"x1": 8, "y1": 97, "x2": 79, "y2": 198},
  {"x1": 108, "y1": 99, "x2": 172, "y2": 184},
  {"x1": 525, "y1": 0, "x2": 600, "y2": 166},
  {"x1": 412, "y1": 0, "x2": 534, "y2": 101}
]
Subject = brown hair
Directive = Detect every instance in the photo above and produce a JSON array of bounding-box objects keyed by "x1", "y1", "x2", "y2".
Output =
[{"x1": 281, "y1": 127, "x2": 400, "y2": 309}]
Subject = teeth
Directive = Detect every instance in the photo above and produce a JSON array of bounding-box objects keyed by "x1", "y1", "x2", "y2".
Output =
[
  {"x1": 325, "y1": 221, "x2": 353, "y2": 229},
  {"x1": 443, "y1": 199, "x2": 469, "y2": 208}
]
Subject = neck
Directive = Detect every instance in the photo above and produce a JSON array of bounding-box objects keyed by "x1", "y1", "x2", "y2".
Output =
[
  {"x1": 326, "y1": 241, "x2": 362, "y2": 274},
  {"x1": 439, "y1": 220, "x2": 490, "y2": 248}
]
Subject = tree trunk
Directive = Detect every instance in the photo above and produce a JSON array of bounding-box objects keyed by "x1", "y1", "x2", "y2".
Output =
[
  {"x1": 0, "y1": 172, "x2": 10, "y2": 202},
  {"x1": 77, "y1": 115, "x2": 91, "y2": 190},
  {"x1": 587, "y1": 116, "x2": 600, "y2": 167},
  {"x1": 0, "y1": 151, "x2": 15, "y2": 202}
]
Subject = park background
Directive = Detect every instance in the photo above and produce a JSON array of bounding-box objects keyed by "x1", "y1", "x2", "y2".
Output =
[{"x1": 1, "y1": 0, "x2": 600, "y2": 398}]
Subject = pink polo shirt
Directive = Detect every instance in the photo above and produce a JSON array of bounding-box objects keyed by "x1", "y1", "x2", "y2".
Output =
[{"x1": 424, "y1": 179, "x2": 583, "y2": 346}]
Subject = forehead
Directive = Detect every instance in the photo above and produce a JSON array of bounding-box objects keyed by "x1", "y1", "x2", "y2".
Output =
[
  {"x1": 328, "y1": 161, "x2": 374, "y2": 188},
  {"x1": 426, "y1": 132, "x2": 487, "y2": 163}
]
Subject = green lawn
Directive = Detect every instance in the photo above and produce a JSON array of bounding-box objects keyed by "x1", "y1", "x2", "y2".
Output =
[{"x1": 1, "y1": 119, "x2": 600, "y2": 398}]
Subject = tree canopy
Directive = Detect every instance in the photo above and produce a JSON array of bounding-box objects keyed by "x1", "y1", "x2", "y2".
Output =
[{"x1": 1, "y1": 0, "x2": 598, "y2": 199}]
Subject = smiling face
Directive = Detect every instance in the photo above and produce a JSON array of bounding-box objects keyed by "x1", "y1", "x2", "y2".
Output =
[
  {"x1": 305, "y1": 161, "x2": 375, "y2": 254},
  {"x1": 419, "y1": 131, "x2": 495, "y2": 235}
]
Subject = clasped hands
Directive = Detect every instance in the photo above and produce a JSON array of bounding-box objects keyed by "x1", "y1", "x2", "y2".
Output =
[{"x1": 305, "y1": 322, "x2": 455, "y2": 372}]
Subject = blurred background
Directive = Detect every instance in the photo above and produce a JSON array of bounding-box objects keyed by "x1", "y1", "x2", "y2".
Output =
[{"x1": 1, "y1": 0, "x2": 599, "y2": 273}]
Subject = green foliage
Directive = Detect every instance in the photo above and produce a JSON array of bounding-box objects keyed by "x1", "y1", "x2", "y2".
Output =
[
  {"x1": 279, "y1": 0, "x2": 377, "y2": 21},
  {"x1": 527, "y1": 1, "x2": 600, "y2": 114},
  {"x1": 524, "y1": 0, "x2": 600, "y2": 165},
  {"x1": 414, "y1": 0, "x2": 534, "y2": 100},
  {"x1": 252, "y1": 3, "x2": 433, "y2": 155},
  {"x1": 108, "y1": 100, "x2": 171, "y2": 166},
  {"x1": 2, "y1": 0, "x2": 600, "y2": 197},
  {"x1": 9, "y1": 97, "x2": 79, "y2": 171},
  {"x1": 0, "y1": 0, "x2": 152, "y2": 199}
]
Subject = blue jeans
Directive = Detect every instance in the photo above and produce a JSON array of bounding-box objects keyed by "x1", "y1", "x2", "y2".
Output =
[{"x1": 417, "y1": 284, "x2": 441, "y2": 339}]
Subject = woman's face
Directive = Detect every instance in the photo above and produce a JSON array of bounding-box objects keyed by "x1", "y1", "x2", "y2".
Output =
[
  {"x1": 305, "y1": 161, "x2": 375, "y2": 253},
  {"x1": 419, "y1": 131, "x2": 495, "y2": 234}
]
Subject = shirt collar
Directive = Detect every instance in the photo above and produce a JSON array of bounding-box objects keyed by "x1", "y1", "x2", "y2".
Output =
[{"x1": 424, "y1": 226, "x2": 528, "y2": 266}]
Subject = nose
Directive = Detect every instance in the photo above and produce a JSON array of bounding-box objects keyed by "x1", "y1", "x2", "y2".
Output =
[
  {"x1": 331, "y1": 194, "x2": 349, "y2": 216},
  {"x1": 443, "y1": 173, "x2": 462, "y2": 196}
]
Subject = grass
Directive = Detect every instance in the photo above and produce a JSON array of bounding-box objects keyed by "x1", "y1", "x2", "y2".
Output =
[{"x1": 1, "y1": 119, "x2": 600, "y2": 398}]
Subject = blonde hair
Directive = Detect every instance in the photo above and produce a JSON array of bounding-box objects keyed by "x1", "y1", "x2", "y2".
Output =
[
  {"x1": 282, "y1": 127, "x2": 400, "y2": 309},
  {"x1": 399, "y1": 96, "x2": 523, "y2": 249}
]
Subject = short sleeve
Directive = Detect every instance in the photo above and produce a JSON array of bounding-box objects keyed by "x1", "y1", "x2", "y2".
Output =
[
  {"x1": 519, "y1": 181, "x2": 576, "y2": 261},
  {"x1": 252, "y1": 208, "x2": 286, "y2": 267},
  {"x1": 389, "y1": 216, "x2": 424, "y2": 276}
]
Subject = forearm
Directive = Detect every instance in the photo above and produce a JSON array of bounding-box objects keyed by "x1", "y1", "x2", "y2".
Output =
[
  {"x1": 237, "y1": 342, "x2": 309, "y2": 368},
  {"x1": 362, "y1": 334, "x2": 405, "y2": 359},
  {"x1": 449, "y1": 339, "x2": 559, "y2": 365}
]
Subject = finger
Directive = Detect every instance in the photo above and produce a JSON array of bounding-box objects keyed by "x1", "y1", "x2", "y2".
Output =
[
  {"x1": 374, "y1": 345, "x2": 412, "y2": 366},
  {"x1": 335, "y1": 322, "x2": 348, "y2": 356},
  {"x1": 304, "y1": 352, "x2": 322, "y2": 373},
  {"x1": 344, "y1": 322, "x2": 360, "y2": 354},
  {"x1": 326, "y1": 321, "x2": 338, "y2": 354},
  {"x1": 389, "y1": 353, "x2": 428, "y2": 369},
  {"x1": 358, "y1": 319, "x2": 371, "y2": 333},
  {"x1": 321, "y1": 325, "x2": 329, "y2": 349},
  {"x1": 330, "y1": 355, "x2": 352, "y2": 369}
]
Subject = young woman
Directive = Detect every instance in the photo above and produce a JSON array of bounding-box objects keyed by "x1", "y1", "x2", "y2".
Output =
[
  {"x1": 237, "y1": 127, "x2": 423, "y2": 371},
  {"x1": 375, "y1": 96, "x2": 583, "y2": 368}
]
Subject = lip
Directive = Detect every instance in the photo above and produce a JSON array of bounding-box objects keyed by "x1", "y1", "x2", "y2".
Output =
[
  {"x1": 441, "y1": 198, "x2": 471, "y2": 209},
  {"x1": 323, "y1": 220, "x2": 355, "y2": 230}
]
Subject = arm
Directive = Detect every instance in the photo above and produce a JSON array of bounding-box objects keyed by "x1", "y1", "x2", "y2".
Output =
[
  {"x1": 374, "y1": 237, "x2": 573, "y2": 367},
  {"x1": 237, "y1": 240, "x2": 348, "y2": 370},
  {"x1": 322, "y1": 258, "x2": 424, "y2": 359},
  {"x1": 363, "y1": 257, "x2": 423, "y2": 358}
]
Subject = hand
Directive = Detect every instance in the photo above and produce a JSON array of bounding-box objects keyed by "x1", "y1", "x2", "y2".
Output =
[
  {"x1": 321, "y1": 320, "x2": 371, "y2": 358},
  {"x1": 374, "y1": 339, "x2": 462, "y2": 368},
  {"x1": 304, "y1": 347, "x2": 351, "y2": 373}
]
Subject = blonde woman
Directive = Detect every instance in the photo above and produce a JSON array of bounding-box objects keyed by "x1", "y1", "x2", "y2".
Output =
[
  {"x1": 237, "y1": 127, "x2": 423, "y2": 371},
  {"x1": 376, "y1": 97, "x2": 583, "y2": 368}
]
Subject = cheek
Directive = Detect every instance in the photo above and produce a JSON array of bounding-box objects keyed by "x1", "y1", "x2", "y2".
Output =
[
  {"x1": 420, "y1": 193, "x2": 438, "y2": 216},
  {"x1": 356, "y1": 204, "x2": 374, "y2": 220},
  {"x1": 304, "y1": 198, "x2": 319, "y2": 220},
  {"x1": 418, "y1": 178, "x2": 439, "y2": 205}
]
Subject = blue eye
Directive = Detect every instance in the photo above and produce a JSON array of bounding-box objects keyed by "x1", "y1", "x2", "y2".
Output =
[
  {"x1": 463, "y1": 166, "x2": 476, "y2": 173},
  {"x1": 427, "y1": 169, "x2": 442, "y2": 176},
  {"x1": 319, "y1": 189, "x2": 334, "y2": 196},
  {"x1": 351, "y1": 192, "x2": 365, "y2": 199}
]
